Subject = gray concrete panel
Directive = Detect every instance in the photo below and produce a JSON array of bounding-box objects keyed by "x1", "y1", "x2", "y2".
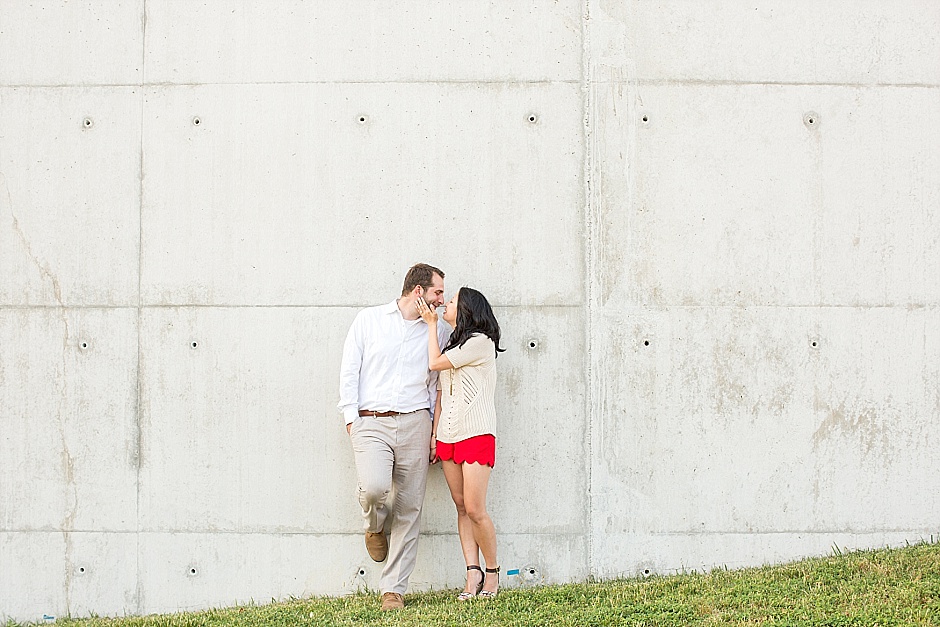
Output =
[
  {"x1": 0, "y1": 309, "x2": 138, "y2": 532},
  {"x1": 138, "y1": 306, "x2": 357, "y2": 533},
  {"x1": 0, "y1": 532, "x2": 66, "y2": 623},
  {"x1": 422, "y1": 307, "x2": 588, "y2": 535},
  {"x1": 140, "y1": 83, "x2": 583, "y2": 306},
  {"x1": 0, "y1": 2, "x2": 143, "y2": 86},
  {"x1": 135, "y1": 530, "x2": 585, "y2": 615},
  {"x1": 144, "y1": 0, "x2": 581, "y2": 84},
  {"x1": 592, "y1": 530, "x2": 939, "y2": 581},
  {"x1": 140, "y1": 306, "x2": 585, "y2": 535},
  {"x1": 592, "y1": 307, "x2": 940, "y2": 541},
  {"x1": 806, "y1": 308, "x2": 940, "y2": 529},
  {"x1": 593, "y1": 0, "x2": 940, "y2": 85},
  {"x1": 0, "y1": 87, "x2": 141, "y2": 307},
  {"x1": 136, "y1": 532, "x2": 357, "y2": 613},
  {"x1": 591, "y1": 83, "x2": 940, "y2": 308},
  {"x1": 815, "y1": 87, "x2": 940, "y2": 306},
  {"x1": 59, "y1": 532, "x2": 139, "y2": 621}
]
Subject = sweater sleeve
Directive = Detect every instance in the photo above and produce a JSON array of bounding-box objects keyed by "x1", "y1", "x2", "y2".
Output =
[{"x1": 444, "y1": 334, "x2": 493, "y2": 369}]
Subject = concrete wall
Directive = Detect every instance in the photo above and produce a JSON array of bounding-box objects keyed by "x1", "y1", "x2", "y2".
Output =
[{"x1": 1, "y1": 0, "x2": 938, "y2": 621}]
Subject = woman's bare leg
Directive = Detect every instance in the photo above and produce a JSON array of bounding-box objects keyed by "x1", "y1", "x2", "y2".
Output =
[
  {"x1": 461, "y1": 462, "x2": 497, "y2": 593},
  {"x1": 441, "y1": 459, "x2": 482, "y2": 593}
]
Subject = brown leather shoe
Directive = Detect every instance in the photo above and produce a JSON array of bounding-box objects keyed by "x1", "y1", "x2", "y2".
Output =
[
  {"x1": 365, "y1": 531, "x2": 388, "y2": 562},
  {"x1": 380, "y1": 592, "x2": 404, "y2": 611}
]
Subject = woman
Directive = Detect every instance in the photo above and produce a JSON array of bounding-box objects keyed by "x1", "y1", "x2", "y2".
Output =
[{"x1": 416, "y1": 287, "x2": 504, "y2": 600}]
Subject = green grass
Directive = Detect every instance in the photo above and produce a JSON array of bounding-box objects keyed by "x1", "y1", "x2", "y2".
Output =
[{"x1": 25, "y1": 541, "x2": 940, "y2": 627}]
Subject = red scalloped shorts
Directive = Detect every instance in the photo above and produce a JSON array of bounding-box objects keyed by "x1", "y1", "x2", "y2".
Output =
[{"x1": 436, "y1": 434, "x2": 496, "y2": 468}]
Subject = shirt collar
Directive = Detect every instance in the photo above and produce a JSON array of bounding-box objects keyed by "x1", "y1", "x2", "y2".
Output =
[{"x1": 385, "y1": 299, "x2": 424, "y2": 324}]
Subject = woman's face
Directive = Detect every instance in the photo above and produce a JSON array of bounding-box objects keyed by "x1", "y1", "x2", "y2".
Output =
[{"x1": 442, "y1": 290, "x2": 459, "y2": 326}]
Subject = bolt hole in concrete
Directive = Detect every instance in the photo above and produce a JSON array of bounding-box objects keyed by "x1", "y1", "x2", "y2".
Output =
[
  {"x1": 641, "y1": 114, "x2": 649, "y2": 124},
  {"x1": 191, "y1": 341, "x2": 198, "y2": 349},
  {"x1": 192, "y1": 116, "x2": 202, "y2": 126},
  {"x1": 527, "y1": 113, "x2": 538, "y2": 123},
  {"x1": 643, "y1": 340, "x2": 650, "y2": 347},
  {"x1": 527, "y1": 339, "x2": 539, "y2": 349},
  {"x1": 79, "y1": 341, "x2": 89, "y2": 350},
  {"x1": 803, "y1": 111, "x2": 819, "y2": 128},
  {"x1": 518, "y1": 566, "x2": 541, "y2": 584},
  {"x1": 358, "y1": 115, "x2": 367, "y2": 124},
  {"x1": 78, "y1": 567, "x2": 86, "y2": 574},
  {"x1": 189, "y1": 567, "x2": 198, "y2": 576},
  {"x1": 82, "y1": 117, "x2": 93, "y2": 129},
  {"x1": 358, "y1": 568, "x2": 366, "y2": 577}
]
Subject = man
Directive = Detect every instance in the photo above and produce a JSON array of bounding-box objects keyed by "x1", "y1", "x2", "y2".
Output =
[{"x1": 338, "y1": 263, "x2": 450, "y2": 611}]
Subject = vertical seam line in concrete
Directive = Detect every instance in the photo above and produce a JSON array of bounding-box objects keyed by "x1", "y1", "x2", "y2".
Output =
[
  {"x1": 581, "y1": 0, "x2": 594, "y2": 581},
  {"x1": 135, "y1": 0, "x2": 147, "y2": 615}
]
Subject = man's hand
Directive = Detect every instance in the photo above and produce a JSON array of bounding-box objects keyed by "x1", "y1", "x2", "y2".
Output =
[
  {"x1": 347, "y1": 423, "x2": 352, "y2": 435},
  {"x1": 429, "y1": 435, "x2": 439, "y2": 463}
]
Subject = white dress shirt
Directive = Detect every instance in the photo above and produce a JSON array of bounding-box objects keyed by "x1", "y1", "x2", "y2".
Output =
[{"x1": 338, "y1": 300, "x2": 451, "y2": 425}]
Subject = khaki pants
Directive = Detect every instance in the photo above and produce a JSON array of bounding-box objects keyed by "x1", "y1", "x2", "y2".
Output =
[{"x1": 350, "y1": 409, "x2": 431, "y2": 595}]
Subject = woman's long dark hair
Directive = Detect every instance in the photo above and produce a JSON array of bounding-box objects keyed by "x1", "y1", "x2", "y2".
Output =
[{"x1": 442, "y1": 287, "x2": 505, "y2": 358}]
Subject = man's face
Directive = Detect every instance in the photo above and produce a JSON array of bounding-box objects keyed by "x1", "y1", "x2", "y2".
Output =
[{"x1": 419, "y1": 273, "x2": 446, "y2": 308}]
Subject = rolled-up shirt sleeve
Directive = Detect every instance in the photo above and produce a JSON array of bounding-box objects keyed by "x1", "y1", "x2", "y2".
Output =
[
  {"x1": 426, "y1": 371, "x2": 439, "y2": 413},
  {"x1": 338, "y1": 312, "x2": 364, "y2": 425}
]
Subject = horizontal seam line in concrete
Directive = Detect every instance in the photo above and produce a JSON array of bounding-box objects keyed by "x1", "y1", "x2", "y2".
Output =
[
  {"x1": 0, "y1": 80, "x2": 582, "y2": 88},
  {"x1": 3, "y1": 80, "x2": 939, "y2": 89},
  {"x1": 609, "y1": 79, "x2": 940, "y2": 89}
]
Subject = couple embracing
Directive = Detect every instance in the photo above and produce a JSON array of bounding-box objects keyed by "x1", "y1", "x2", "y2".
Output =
[{"x1": 338, "y1": 263, "x2": 504, "y2": 611}]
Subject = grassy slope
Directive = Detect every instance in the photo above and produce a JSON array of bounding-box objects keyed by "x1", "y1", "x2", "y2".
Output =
[{"x1": 30, "y1": 542, "x2": 940, "y2": 627}]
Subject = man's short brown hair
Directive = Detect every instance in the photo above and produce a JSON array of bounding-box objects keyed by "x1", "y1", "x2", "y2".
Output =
[{"x1": 401, "y1": 263, "x2": 445, "y2": 296}]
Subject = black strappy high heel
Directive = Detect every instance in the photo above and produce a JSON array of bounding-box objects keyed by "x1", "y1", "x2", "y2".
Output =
[
  {"x1": 457, "y1": 564, "x2": 485, "y2": 601},
  {"x1": 478, "y1": 565, "x2": 499, "y2": 599}
]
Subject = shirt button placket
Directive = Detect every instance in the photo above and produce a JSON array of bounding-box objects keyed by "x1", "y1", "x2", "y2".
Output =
[{"x1": 394, "y1": 318, "x2": 406, "y2": 410}]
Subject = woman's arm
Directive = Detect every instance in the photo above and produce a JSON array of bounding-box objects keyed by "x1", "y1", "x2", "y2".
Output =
[{"x1": 417, "y1": 298, "x2": 454, "y2": 371}]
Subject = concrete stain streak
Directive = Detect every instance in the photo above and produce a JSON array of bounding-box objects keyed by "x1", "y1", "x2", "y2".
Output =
[
  {"x1": 3, "y1": 175, "x2": 66, "y2": 310},
  {"x1": 136, "y1": 3, "x2": 148, "y2": 614},
  {"x1": 812, "y1": 399, "x2": 893, "y2": 458},
  {"x1": 1, "y1": 171, "x2": 78, "y2": 609},
  {"x1": 581, "y1": 0, "x2": 595, "y2": 580}
]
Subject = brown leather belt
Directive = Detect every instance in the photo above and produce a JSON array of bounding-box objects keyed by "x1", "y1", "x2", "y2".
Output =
[{"x1": 359, "y1": 409, "x2": 403, "y2": 417}]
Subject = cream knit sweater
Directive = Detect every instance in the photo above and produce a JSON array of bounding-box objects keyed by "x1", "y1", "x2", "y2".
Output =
[{"x1": 437, "y1": 333, "x2": 497, "y2": 443}]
